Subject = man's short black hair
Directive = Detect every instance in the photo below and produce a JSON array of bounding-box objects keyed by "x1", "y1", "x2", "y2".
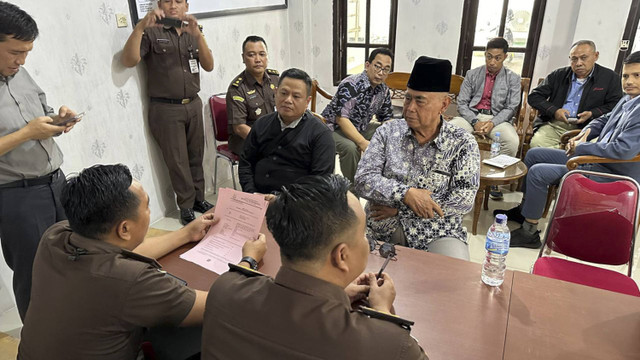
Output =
[
  {"x1": 278, "y1": 68, "x2": 313, "y2": 96},
  {"x1": 367, "y1": 48, "x2": 394, "y2": 64},
  {"x1": 486, "y1": 37, "x2": 509, "y2": 53},
  {"x1": 624, "y1": 51, "x2": 640, "y2": 65},
  {"x1": 0, "y1": 1, "x2": 39, "y2": 42},
  {"x1": 61, "y1": 164, "x2": 141, "y2": 239},
  {"x1": 242, "y1": 35, "x2": 267, "y2": 53},
  {"x1": 266, "y1": 174, "x2": 357, "y2": 262}
]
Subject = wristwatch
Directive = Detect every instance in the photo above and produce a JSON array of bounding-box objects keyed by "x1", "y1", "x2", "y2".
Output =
[
  {"x1": 240, "y1": 256, "x2": 259, "y2": 270},
  {"x1": 471, "y1": 118, "x2": 479, "y2": 127}
]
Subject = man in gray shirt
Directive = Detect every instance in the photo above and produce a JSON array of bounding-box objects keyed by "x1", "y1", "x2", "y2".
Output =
[
  {"x1": 449, "y1": 37, "x2": 521, "y2": 200},
  {"x1": 0, "y1": 2, "x2": 79, "y2": 320}
]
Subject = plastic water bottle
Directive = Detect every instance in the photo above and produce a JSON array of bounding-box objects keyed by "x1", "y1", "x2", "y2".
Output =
[
  {"x1": 490, "y1": 132, "x2": 501, "y2": 158},
  {"x1": 482, "y1": 214, "x2": 510, "y2": 286}
]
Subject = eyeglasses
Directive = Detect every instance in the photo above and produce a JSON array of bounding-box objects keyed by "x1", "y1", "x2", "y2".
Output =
[{"x1": 372, "y1": 63, "x2": 392, "y2": 75}]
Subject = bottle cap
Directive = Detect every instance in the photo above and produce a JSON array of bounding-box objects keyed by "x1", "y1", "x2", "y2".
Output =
[{"x1": 495, "y1": 214, "x2": 507, "y2": 224}]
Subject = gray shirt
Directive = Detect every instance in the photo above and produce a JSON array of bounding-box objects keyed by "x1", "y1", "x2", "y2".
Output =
[{"x1": 0, "y1": 68, "x2": 63, "y2": 184}]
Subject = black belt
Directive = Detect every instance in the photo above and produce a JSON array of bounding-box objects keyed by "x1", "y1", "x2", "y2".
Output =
[
  {"x1": 150, "y1": 96, "x2": 196, "y2": 105},
  {"x1": 478, "y1": 108, "x2": 492, "y2": 115},
  {"x1": 0, "y1": 169, "x2": 61, "y2": 189}
]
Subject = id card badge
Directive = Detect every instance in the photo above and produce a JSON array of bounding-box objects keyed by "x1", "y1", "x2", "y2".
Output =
[{"x1": 189, "y1": 59, "x2": 199, "y2": 73}]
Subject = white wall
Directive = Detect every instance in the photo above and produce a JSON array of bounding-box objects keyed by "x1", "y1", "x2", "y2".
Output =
[
  {"x1": 395, "y1": 0, "x2": 465, "y2": 72},
  {"x1": 573, "y1": 0, "x2": 632, "y2": 69}
]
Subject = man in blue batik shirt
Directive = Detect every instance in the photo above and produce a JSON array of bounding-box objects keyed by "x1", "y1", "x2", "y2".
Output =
[
  {"x1": 497, "y1": 51, "x2": 640, "y2": 248},
  {"x1": 321, "y1": 48, "x2": 394, "y2": 183},
  {"x1": 354, "y1": 56, "x2": 480, "y2": 261}
]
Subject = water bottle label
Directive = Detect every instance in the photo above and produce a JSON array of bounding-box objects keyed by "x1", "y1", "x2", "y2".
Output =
[{"x1": 486, "y1": 236, "x2": 509, "y2": 255}]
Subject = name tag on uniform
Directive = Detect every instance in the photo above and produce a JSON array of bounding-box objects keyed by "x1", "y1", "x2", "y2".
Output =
[{"x1": 189, "y1": 59, "x2": 199, "y2": 74}]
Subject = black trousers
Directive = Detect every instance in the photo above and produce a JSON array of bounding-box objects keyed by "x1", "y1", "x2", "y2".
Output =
[{"x1": 0, "y1": 170, "x2": 66, "y2": 320}]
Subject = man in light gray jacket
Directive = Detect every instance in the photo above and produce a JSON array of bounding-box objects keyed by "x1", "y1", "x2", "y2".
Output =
[{"x1": 450, "y1": 37, "x2": 521, "y2": 200}]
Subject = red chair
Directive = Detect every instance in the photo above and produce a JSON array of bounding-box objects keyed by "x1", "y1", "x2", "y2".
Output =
[
  {"x1": 532, "y1": 170, "x2": 640, "y2": 296},
  {"x1": 210, "y1": 95, "x2": 239, "y2": 193}
]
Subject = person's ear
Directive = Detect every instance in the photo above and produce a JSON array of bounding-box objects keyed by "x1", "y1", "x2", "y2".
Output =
[
  {"x1": 116, "y1": 220, "x2": 132, "y2": 241},
  {"x1": 441, "y1": 94, "x2": 451, "y2": 113},
  {"x1": 594, "y1": 51, "x2": 600, "y2": 61},
  {"x1": 330, "y1": 242, "x2": 350, "y2": 273}
]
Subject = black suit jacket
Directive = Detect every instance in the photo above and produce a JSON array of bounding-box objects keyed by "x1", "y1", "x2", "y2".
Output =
[{"x1": 528, "y1": 63, "x2": 622, "y2": 129}]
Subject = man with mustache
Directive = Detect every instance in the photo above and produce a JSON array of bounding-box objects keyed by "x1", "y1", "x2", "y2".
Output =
[
  {"x1": 528, "y1": 40, "x2": 622, "y2": 149},
  {"x1": 226, "y1": 35, "x2": 279, "y2": 156}
]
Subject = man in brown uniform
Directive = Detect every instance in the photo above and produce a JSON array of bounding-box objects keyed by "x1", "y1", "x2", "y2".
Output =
[
  {"x1": 226, "y1": 35, "x2": 279, "y2": 155},
  {"x1": 18, "y1": 164, "x2": 267, "y2": 360},
  {"x1": 121, "y1": 0, "x2": 214, "y2": 225},
  {"x1": 202, "y1": 174, "x2": 429, "y2": 359}
]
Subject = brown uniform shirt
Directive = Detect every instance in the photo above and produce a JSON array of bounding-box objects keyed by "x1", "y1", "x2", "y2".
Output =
[
  {"x1": 140, "y1": 26, "x2": 201, "y2": 99},
  {"x1": 202, "y1": 264, "x2": 429, "y2": 359},
  {"x1": 18, "y1": 221, "x2": 196, "y2": 360},
  {"x1": 226, "y1": 69, "x2": 279, "y2": 153}
]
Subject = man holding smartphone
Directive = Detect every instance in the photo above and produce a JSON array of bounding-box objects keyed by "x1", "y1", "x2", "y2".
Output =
[
  {"x1": 0, "y1": 2, "x2": 80, "y2": 321},
  {"x1": 121, "y1": 0, "x2": 215, "y2": 225}
]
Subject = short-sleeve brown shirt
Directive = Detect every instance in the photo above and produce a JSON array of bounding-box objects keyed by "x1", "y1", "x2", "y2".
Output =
[
  {"x1": 226, "y1": 69, "x2": 279, "y2": 132},
  {"x1": 18, "y1": 221, "x2": 196, "y2": 360},
  {"x1": 202, "y1": 265, "x2": 429, "y2": 359},
  {"x1": 140, "y1": 26, "x2": 201, "y2": 99}
]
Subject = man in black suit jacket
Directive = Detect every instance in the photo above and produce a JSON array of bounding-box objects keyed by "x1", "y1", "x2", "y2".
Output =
[{"x1": 528, "y1": 40, "x2": 622, "y2": 148}]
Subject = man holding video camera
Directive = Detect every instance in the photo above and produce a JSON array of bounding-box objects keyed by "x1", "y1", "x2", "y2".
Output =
[{"x1": 122, "y1": 0, "x2": 214, "y2": 226}]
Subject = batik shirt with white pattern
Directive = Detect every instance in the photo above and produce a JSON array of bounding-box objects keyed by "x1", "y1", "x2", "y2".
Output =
[
  {"x1": 354, "y1": 118, "x2": 480, "y2": 248},
  {"x1": 321, "y1": 71, "x2": 393, "y2": 132}
]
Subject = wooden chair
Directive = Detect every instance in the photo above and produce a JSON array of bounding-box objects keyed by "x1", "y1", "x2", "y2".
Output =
[
  {"x1": 385, "y1": 72, "x2": 410, "y2": 100},
  {"x1": 519, "y1": 77, "x2": 545, "y2": 159},
  {"x1": 309, "y1": 79, "x2": 333, "y2": 113},
  {"x1": 442, "y1": 74, "x2": 465, "y2": 121},
  {"x1": 540, "y1": 129, "x2": 640, "y2": 218},
  {"x1": 471, "y1": 77, "x2": 531, "y2": 154}
]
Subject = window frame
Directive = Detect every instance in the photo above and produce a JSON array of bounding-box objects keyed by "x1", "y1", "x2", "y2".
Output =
[
  {"x1": 333, "y1": 0, "x2": 399, "y2": 85},
  {"x1": 455, "y1": 0, "x2": 547, "y2": 78},
  {"x1": 615, "y1": 0, "x2": 640, "y2": 74}
]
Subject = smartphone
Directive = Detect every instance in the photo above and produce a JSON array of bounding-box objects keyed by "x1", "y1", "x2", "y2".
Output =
[
  {"x1": 54, "y1": 112, "x2": 85, "y2": 126},
  {"x1": 157, "y1": 17, "x2": 184, "y2": 28},
  {"x1": 567, "y1": 117, "x2": 578, "y2": 124}
]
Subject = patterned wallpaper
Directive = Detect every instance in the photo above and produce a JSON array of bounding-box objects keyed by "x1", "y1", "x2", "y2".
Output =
[
  {"x1": 8, "y1": 0, "x2": 291, "y2": 223},
  {"x1": 395, "y1": 0, "x2": 464, "y2": 72}
]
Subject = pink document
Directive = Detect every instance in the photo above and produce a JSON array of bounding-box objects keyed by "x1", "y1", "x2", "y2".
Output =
[{"x1": 180, "y1": 188, "x2": 269, "y2": 274}]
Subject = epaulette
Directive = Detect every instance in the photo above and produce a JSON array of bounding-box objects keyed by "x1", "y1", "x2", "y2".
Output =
[
  {"x1": 358, "y1": 306, "x2": 415, "y2": 331},
  {"x1": 266, "y1": 68, "x2": 279, "y2": 76},
  {"x1": 228, "y1": 262, "x2": 265, "y2": 277},
  {"x1": 231, "y1": 75, "x2": 243, "y2": 87},
  {"x1": 121, "y1": 249, "x2": 162, "y2": 269}
]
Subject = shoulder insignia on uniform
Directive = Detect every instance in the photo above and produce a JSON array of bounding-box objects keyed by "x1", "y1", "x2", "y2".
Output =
[
  {"x1": 270, "y1": 83, "x2": 276, "y2": 90},
  {"x1": 232, "y1": 95, "x2": 245, "y2": 102},
  {"x1": 266, "y1": 69, "x2": 279, "y2": 75},
  {"x1": 228, "y1": 262, "x2": 265, "y2": 277},
  {"x1": 231, "y1": 76, "x2": 243, "y2": 87},
  {"x1": 120, "y1": 249, "x2": 162, "y2": 269},
  {"x1": 358, "y1": 306, "x2": 415, "y2": 330},
  {"x1": 247, "y1": 89, "x2": 256, "y2": 95}
]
